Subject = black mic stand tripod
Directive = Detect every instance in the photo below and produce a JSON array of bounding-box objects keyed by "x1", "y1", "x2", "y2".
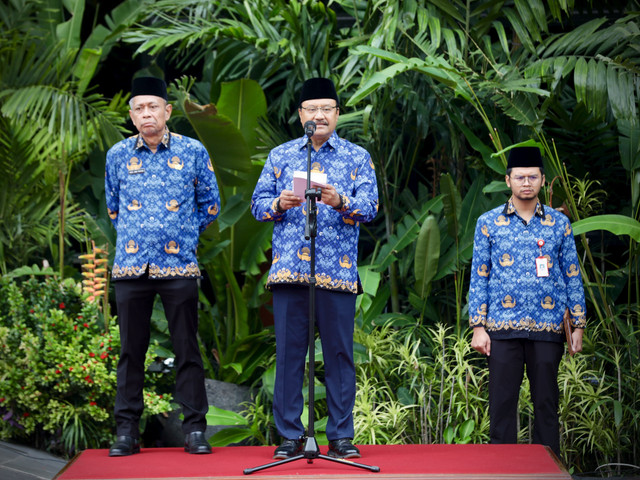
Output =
[{"x1": 243, "y1": 122, "x2": 380, "y2": 475}]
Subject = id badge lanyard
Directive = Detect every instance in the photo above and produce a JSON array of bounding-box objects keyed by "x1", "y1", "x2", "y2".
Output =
[{"x1": 535, "y1": 239, "x2": 549, "y2": 277}]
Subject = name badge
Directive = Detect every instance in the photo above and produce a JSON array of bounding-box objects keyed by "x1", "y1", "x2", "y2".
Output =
[
  {"x1": 129, "y1": 169, "x2": 145, "y2": 175},
  {"x1": 536, "y1": 256, "x2": 549, "y2": 277}
]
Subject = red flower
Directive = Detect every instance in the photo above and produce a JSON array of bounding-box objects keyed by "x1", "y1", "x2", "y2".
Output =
[
  {"x1": 29, "y1": 309, "x2": 35, "y2": 314},
  {"x1": 89, "y1": 402, "x2": 97, "y2": 406},
  {"x1": 22, "y1": 412, "x2": 29, "y2": 417},
  {"x1": 83, "y1": 323, "x2": 89, "y2": 328},
  {"x1": 100, "y1": 352, "x2": 108, "y2": 360},
  {"x1": 89, "y1": 352, "x2": 95, "y2": 358},
  {"x1": 74, "y1": 325, "x2": 78, "y2": 331},
  {"x1": 0, "y1": 397, "x2": 5, "y2": 403},
  {"x1": 58, "y1": 363, "x2": 63, "y2": 368},
  {"x1": 55, "y1": 370, "x2": 61, "y2": 374},
  {"x1": 59, "y1": 303, "x2": 65, "y2": 309},
  {"x1": 84, "y1": 376, "x2": 93, "y2": 383},
  {"x1": 100, "y1": 342, "x2": 104, "y2": 347},
  {"x1": 68, "y1": 367, "x2": 73, "y2": 371},
  {"x1": 77, "y1": 315, "x2": 83, "y2": 319}
]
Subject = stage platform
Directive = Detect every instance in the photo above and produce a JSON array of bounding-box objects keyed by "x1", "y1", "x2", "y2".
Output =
[{"x1": 54, "y1": 443, "x2": 572, "y2": 480}]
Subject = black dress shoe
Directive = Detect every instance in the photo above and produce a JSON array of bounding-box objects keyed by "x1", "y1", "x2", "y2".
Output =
[
  {"x1": 109, "y1": 435, "x2": 140, "y2": 457},
  {"x1": 273, "y1": 438, "x2": 303, "y2": 459},
  {"x1": 184, "y1": 431, "x2": 212, "y2": 454},
  {"x1": 328, "y1": 438, "x2": 361, "y2": 459}
]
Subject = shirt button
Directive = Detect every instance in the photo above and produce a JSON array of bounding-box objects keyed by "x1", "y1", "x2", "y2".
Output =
[{"x1": 152, "y1": 174, "x2": 156, "y2": 178}]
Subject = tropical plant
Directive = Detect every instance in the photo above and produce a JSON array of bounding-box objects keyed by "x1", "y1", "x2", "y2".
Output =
[
  {"x1": 0, "y1": 274, "x2": 172, "y2": 457},
  {"x1": 0, "y1": 0, "x2": 146, "y2": 275},
  {"x1": 3, "y1": 0, "x2": 640, "y2": 472}
]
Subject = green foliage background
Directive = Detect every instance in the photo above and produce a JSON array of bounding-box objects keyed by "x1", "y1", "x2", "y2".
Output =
[{"x1": 0, "y1": 0, "x2": 639, "y2": 474}]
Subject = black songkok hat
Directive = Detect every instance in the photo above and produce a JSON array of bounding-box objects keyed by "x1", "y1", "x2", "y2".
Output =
[
  {"x1": 507, "y1": 146, "x2": 543, "y2": 169},
  {"x1": 131, "y1": 76, "x2": 168, "y2": 100},
  {"x1": 299, "y1": 78, "x2": 339, "y2": 105}
]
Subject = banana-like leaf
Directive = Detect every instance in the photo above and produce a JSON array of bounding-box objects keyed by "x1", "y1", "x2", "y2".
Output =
[
  {"x1": 179, "y1": 99, "x2": 252, "y2": 187},
  {"x1": 617, "y1": 119, "x2": 640, "y2": 172},
  {"x1": 209, "y1": 427, "x2": 252, "y2": 447},
  {"x1": 356, "y1": 265, "x2": 381, "y2": 314},
  {"x1": 73, "y1": 48, "x2": 101, "y2": 96},
  {"x1": 572, "y1": 215, "x2": 640, "y2": 243},
  {"x1": 414, "y1": 215, "x2": 440, "y2": 299},
  {"x1": 373, "y1": 214, "x2": 422, "y2": 272},
  {"x1": 440, "y1": 173, "x2": 461, "y2": 240},
  {"x1": 215, "y1": 79, "x2": 267, "y2": 153},
  {"x1": 56, "y1": 0, "x2": 85, "y2": 51}
]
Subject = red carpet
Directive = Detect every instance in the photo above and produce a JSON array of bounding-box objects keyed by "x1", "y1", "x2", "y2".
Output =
[{"x1": 54, "y1": 444, "x2": 571, "y2": 480}]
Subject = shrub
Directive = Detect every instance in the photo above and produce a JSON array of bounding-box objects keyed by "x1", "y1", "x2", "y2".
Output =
[{"x1": 0, "y1": 275, "x2": 172, "y2": 457}]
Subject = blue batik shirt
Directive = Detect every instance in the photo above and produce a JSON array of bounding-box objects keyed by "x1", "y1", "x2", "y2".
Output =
[
  {"x1": 251, "y1": 131, "x2": 378, "y2": 294},
  {"x1": 105, "y1": 130, "x2": 220, "y2": 280},
  {"x1": 469, "y1": 199, "x2": 586, "y2": 342}
]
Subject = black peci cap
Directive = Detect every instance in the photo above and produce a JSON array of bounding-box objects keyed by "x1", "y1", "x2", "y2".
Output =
[
  {"x1": 131, "y1": 76, "x2": 168, "y2": 100},
  {"x1": 299, "y1": 77, "x2": 339, "y2": 105},
  {"x1": 507, "y1": 146, "x2": 543, "y2": 169}
]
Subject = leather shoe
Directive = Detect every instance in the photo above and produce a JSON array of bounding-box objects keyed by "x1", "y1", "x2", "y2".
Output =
[
  {"x1": 273, "y1": 438, "x2": 303, "y2": 459},
  {"x1": 109, "y1": 435, "x2": 140, "y2": 457},
  {"x1": 184, "y1": 431, "x2": 212, "y2": 454},
  {"x1": 328, "y1": 438, "x2": 361, "y2": 459}
]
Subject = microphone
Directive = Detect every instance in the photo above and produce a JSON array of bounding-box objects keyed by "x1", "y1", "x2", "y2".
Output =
[{"x1": 304, "y1": 121, "x2": 316, "y2": 137}]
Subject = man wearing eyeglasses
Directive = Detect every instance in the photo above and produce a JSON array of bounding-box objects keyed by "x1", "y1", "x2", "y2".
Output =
[
  {"x1": 251, "y1": 78, "x2": 378, "y2": 460},
  {"x1": 468, "y1": 146, "x2": 586, "y2": 457}
]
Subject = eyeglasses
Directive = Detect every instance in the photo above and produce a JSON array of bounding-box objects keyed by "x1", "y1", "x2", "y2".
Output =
[
  {"x1": 300, "y1": 106, "x2": 338, "y2": 114},
  {"x1": 511, "y1": 175, "x2": 541, "y2": 184}
]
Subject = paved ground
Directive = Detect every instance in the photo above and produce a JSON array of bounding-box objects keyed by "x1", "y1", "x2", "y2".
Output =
[{"x1": 0, "y1": 441, "x2": 67, "y2": 480}]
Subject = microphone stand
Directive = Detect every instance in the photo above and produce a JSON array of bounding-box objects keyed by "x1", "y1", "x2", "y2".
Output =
[{"x1": 243, "y1": 125, "x2": 380, "y2": 475}]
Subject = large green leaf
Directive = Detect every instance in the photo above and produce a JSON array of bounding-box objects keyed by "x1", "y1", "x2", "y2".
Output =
[
  {"x1": 440, "y1": 173, "x2": 461, "y2": 240},
  {"x1": 617, "y1": 119, "x2": 640, "y2": 172},
  {"x1": 216, "y1": 79, "x2": 267, "y2": 153},
  {"x1": 180, "y1": 99, "x2": 252, "y2": 187},
  {"x1": 209, "y1": 427, "x2": 252, "y2": 447},
  {"x1": 414, "y1": 215, "x2": 440, "y2": 299},
  {"x1": 572, "y1": 215, "x2": 640, "y2": 243}
]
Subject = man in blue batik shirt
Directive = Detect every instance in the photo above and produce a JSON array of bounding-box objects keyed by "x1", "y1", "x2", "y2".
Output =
[
  {"x1": 469, "y1": 146, "x2": 586, "y2": 456},
  {"x1": 251, "y1": 78, "x2": 378, "y2": 460},
  {"x1": 105, "y1": 76, "x2": 220, "y2": 457}
]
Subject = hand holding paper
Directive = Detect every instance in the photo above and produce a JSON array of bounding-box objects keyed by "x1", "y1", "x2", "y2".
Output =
[{"x1": 293, "y1": 171, "x2": 328, "y2": 204}]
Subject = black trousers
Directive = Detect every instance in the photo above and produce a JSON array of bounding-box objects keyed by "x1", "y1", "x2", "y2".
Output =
[
  {"x1": 488, "y1": 338, "x2": 564, "y2": 456},
  {"x1": 114, "y1": 276, "x2": 207, "y2": 438}
]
